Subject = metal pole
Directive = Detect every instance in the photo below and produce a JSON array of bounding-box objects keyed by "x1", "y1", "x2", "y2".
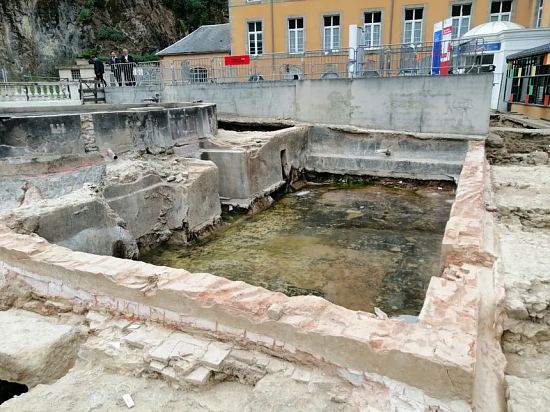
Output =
[
  {"x1": 270, "y1": 0, "x2": 275, "y2": 80},
  {"x1": 389, "y1": 0, "x2": 395, "y2": 45}
]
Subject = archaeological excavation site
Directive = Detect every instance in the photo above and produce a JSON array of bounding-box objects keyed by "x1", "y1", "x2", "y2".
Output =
[{"x1": 0, "y1": 73, "x2": 549, "y2": 412}]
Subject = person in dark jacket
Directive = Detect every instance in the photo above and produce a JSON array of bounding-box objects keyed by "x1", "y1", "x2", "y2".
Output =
[
  {"x1": 120, "y1": 48, "x2": 136, "y2": 86},
  {"x1": 108, "y1": 51, "x2": 122, "y2": 86},
  {"x1": 90, "y1": 56, "x2": 107, "y2": 87}
]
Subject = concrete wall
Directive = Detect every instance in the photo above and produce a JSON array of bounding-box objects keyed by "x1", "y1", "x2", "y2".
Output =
[
  {"x1": 201, "y1": 126, "x2": 309, "y2": 205},
  {"x1": 0, "y1": 103, "x2": 217, "y2": 158},
  {"x1": 162, "y1": 82, "x2": 297, "y2": 120},
  {"x1": 306, "y1": 126, "x2": 473, "y2": 181},
  {"x1": 104, "y1": 159, "x2": 222, "y2": 245},
  {"x1": 109, "y1": 75, "x2": 493, "y2": 135}
]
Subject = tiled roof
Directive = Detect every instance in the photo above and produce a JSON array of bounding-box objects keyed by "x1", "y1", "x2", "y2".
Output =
[{"x1": 157, "y1": 23, "x2": 230, "y2": 56}]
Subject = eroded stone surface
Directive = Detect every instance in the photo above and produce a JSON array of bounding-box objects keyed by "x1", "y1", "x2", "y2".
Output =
[
  {"x1": 0, "y1": 129, "x2": 505, "y2": 409},
  {"x1": 0, "y1": 309, "x2": 79, "y2": 387},
  {"x1": 0, "y1": 139, "x2": 495, "y2": 405},
  {"x1": 492, "y1": 165, "x2": 550, "y2": 228},
  {"x1": 489, "y1": 123, "x2": 550, "y2": 411},
  {"x1": 0, "y1": 307, "x2": 471, "y2": 412},
  {"x1": 505, "y1": 376, "x2": 550, "y2": 412}
]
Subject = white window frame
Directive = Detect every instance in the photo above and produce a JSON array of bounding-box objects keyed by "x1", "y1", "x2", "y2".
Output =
[
  {"x1": 364, "y1": 11, "x2": 382, "y2": 49},
  {"x1": 451, "y1": 3, "x2": 472, "y2": 39},
  {"x1": 248, "y1": 21, "x2": 263, "y2": 56},
  {"x1": 536, "y1": 0, "x2": 544, "y2": 27},
  {"x1": 490, "y1": 1, "x2": 513, "y2": 22},
  {"x1": 288, "y1": 17, "x2": 305, "y2": 54},
  {"x1": 190, "y1": 67, "x2": 208, "y2": 83},
  {"x1": 323, "y1": 15, "x2": 341, "y2": 51},
  {"x1": 71, "y1": 69, "x2": 81, "y2": 80},
  {"x1": 404, "y1": 8, "x2": 423, "y2": 45}
]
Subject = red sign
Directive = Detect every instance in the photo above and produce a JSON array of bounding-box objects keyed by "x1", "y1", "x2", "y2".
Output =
[{"x1": 224, "y1": 55, "x2": 251, "y2": 66}]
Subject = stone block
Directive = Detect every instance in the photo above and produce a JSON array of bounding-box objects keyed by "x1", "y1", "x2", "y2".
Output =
[
  {"x1": 173, "y1": 359, "x2": 195, "y2": 375},
  {"x1": 265, "y1": 358, "x2": 288, "y2": 374},
  {"x1": 85, "y1": 311, "x2": 108, "y2": 326},
  {"x1": 291, "y1": 367, "x2": 312, "y2": 384},
  {"x1": 149, "y1": 332, "x2": 208, "y2": 364},
  {"x1": 338, "y1": 368, "x2": 365, "y2": 387},
  {"x1": 123, "y1": 326, "x2": 170, "y2": 349},
  {"x1": 253, "y1": 352, "x2": 271, "y2": 369},
  {"x1": 0, "y1": 309, "x2": 79, "y2": 387},
  {"x1": 160, "y1": 366, "x2": 178, "y2": 381},
  {"x1": 184, "y1": 366, "x2": 212, "y2": 385},
  {"x1": 149, "y1": 360, "x2": 166, "y2": 373},
  {"x1": 111, "y1": 319, "x2": 133, "y2": 331},
  {"x1": 229, "y1": 349, "x2": 256, "y2": 365},
  {"x1": 200, "y1": 344, "x2": 231, "y2": 370}
]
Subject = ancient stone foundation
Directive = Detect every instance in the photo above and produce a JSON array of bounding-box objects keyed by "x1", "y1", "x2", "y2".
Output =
[{"x1": 2, "y1": 105, "x2": 545, "y2": 411}]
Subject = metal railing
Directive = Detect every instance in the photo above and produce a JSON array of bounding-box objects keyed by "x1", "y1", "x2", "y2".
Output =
[
  {"x1": 0, "y1": 81, "x2": 73, "y2": 101},
  {"x1": 99, "y1": 38, "x2": 488, "y2": 88},
  {"x1": 105, "y1": 62, "x2": 161, "y2": 87},
  {"x1": 356, "y1": 37, "x2": 488, "y2": 77}
]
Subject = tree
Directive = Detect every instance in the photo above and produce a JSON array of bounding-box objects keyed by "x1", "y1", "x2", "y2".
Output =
[{"x1": 163, "y1": 0, "x2": 228, "y2": 34}]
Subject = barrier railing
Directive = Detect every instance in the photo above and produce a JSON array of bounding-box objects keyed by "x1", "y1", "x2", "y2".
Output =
[
  {"x1": 356, "y1": 37, "x2": 488, "y2": 77},
  {"x1": 0, "y1": 81, "x2": 73, "y2": 101},
  {"x1": 102, "y1": 38, "x2": 488, "y2": 87}
]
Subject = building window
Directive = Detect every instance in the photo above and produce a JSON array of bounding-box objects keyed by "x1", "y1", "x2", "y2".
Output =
[
  {"x1": 323, "y1": 15, "x2": 340, "y2": 51},
  {"x1": 490, "y1": 1, "x2": 512, "y2": 22},
  {"x1": 288, "y1": 18, "x2": 305, "y2": 54},
  {"x1": 71, "y1": 69, "x2": 81, "y2": 80},
  {"x1": 536, "y1": 0, "x2": 544, "y2": 27},
  {"x1": 190, "y1": 67, "x2": 208, "y2": 83},
  {"x1": 248, "y1": 21, "x2": 263, "y2": 56},
  {"x1": 364, "y1": 11, "x2": 382, "y2": 48},
  {"x1": 452, "y1": 4, "x2": 471, "y2": 38},
  {"x1": 404, "y1": 8, "x2": 423, "y2": 44}
]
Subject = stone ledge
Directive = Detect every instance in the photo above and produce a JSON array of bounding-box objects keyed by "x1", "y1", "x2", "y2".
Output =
[{"x1": 0, "y1": 229, "x2": 478, "y2": 402}]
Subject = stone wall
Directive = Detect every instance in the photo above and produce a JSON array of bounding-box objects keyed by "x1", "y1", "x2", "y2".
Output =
[
  {"x1": 0, "y1": 103, "x2": 217, "y2": 158},
  {"x1": 201, "y1": 126, "x2": 309, "y2": 206},
  {"x1": 0, "y1": 142, "x2": 503, "y2": 406},
  {"x1": 0, "y1": 155, "x2": 222, "y2": 257},
  {"x1": 306, "y1": 125, "x2": 474, "y2": 181},
  {"x1": 0, "y1": 154, "x2": 106, "y2": 213},
  {"x1": 108, "y1": 75, "x2": 494, "y2": 135}
]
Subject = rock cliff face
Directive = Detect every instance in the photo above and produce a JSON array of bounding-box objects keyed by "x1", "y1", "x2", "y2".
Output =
[{"x1": 0, "y1": 0, "x2": 184, "y2": 78}]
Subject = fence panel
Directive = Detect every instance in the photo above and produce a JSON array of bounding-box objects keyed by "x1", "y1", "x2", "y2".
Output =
[{"x1": 101, "y1": 38, "x2": 488, "y2": 87}]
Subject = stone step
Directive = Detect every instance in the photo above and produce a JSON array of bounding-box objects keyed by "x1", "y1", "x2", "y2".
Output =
[{"x1": 305, "y1": 154, "x2": 462, "y2": 181}]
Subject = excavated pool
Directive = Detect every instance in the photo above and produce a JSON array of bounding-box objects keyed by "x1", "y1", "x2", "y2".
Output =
[{"x1": 143, "y1": 181, "x2": 455, "y2": 316}]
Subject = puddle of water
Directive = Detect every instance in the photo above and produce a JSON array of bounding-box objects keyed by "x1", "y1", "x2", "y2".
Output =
[{"x1": 142, "y1": 183, "x2": 454, "y2": 316}]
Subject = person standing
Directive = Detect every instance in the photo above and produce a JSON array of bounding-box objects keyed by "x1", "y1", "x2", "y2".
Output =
[
  {"x1": 121, "y1": 48, "x2": 136, "y2": 86},
  {"x1": 108, "y1": 51, "x2": 122, "y2": 86},
  {"x1": 90, "y1": 56, "x2": 106, "y2": 87}
]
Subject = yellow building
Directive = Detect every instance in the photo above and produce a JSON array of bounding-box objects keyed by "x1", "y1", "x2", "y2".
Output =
[{"x1": 229, "y1": 0, "x2": 550, "y2": 55}]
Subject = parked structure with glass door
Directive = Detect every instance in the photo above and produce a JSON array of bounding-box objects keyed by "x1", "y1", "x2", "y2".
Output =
[{"x1": 506, "y1": 43, "x2": 550, "y2": 117}]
